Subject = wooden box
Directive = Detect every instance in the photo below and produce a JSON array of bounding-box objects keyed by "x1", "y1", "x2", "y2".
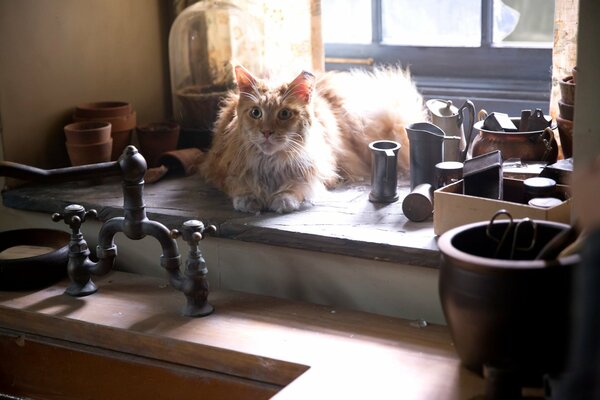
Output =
[{"x1": 433, "y1": 178, "x2": 571, "y2": 235}]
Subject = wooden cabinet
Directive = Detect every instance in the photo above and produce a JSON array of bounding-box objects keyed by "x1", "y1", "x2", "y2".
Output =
[
  {"x1": 0, "y1": 272, "x2": 484, "y2": 399},
  {"x1": 0, "y1": 331, "x2": 281, "y2": 400}
]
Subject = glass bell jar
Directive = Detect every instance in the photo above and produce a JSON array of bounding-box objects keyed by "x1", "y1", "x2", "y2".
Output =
[{"x1": 169, "y1": 1, "x2": 264, "y2": 149}]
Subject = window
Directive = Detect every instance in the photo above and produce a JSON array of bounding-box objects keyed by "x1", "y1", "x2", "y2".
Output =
[{"x1": 322, "y1": 0, "x2": 555, "y2": 115}]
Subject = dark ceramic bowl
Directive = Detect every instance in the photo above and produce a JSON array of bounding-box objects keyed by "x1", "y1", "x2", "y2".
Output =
[
  {"x1": 0, "y1": 229, "x2": 70, "y2": 290},
  {"x1": 438, "y1": 219, "x2": 580, "y2": 383}
]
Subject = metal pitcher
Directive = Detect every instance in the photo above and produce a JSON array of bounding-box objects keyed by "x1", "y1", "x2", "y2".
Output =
[
  {"x1": 426, "y1": 99, "x2": 475, "y2": 161},
  {"x1": 407, "y1": 123, "x2": 460, "y2": 190}
]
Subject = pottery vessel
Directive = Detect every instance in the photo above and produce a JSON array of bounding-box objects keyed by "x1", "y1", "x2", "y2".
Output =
[
  {"x1": 64, "y1": 121, "x2": 111, "y2": 145},
  {"x1": 438, "y1": 219, "x2": 579, "y2": 383},
  {"x1": 73, "y1": 111, "x2": 136, "y2": 132},
  {"x1": 73, "y1": 101, "x2": 136, "y2": 160},
  {"x1": 136, "y1": 121, "x2": 180, "y2": 168},
  {"x1": 75, "y1": 101, "x2": 132, "y2": 119},
  {"x1": 559, "y1": 76, "x2": 575, "y2": 105},
  {"x1": 558, "y1": 100, "x2": 574, "y2": 121},
  {"x1": 66, "y1": 139, "x2": 113, "y2": 166},
  {"x1": 556, "y1": 115, "x2": 574, "y2": 159},
  {"x1": 471, "y1": 118, "x2": 558, "y2": 162},
  {"x1": 157, "y1": 148, "x2": 205, "y2": 176}
]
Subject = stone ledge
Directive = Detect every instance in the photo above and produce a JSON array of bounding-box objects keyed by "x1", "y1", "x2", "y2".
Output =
[{"x1": 2, "y1": 173, "x2": 439, "y2": 268}]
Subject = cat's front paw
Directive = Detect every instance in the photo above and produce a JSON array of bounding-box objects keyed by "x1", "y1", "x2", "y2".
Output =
[
  {"x1": 270, "y1": 193, "x2": 301, "y2": 213},
  {"x1": 233, "y1": 195, "x2": 262, "y2": 213}
]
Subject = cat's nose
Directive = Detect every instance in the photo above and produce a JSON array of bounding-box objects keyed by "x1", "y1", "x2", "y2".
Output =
[{"x1": 261, "y1": 130, "x2": 274, "y2": 138}]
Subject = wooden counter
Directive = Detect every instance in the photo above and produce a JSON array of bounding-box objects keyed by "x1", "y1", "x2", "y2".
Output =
[
  {"x1": 0, "y1": 271, "x2": 484, "y2": 399},
  {"x1": 2, "y1": 174, "x2": 439, "y2": 267}
]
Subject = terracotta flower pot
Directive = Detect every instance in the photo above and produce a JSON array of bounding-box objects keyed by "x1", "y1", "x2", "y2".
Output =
[
  {"x1": 75, "y1": 101, "x2": 132, "y2": 119},
  {"x1": 558, "y1": 100, "x2": 574, "y2": 121},
  {"x1": 556, "y1": 115, "x2": 573, "y2": 159},
  {"x1": 64, "y1": 121, "x2": 112, "y2": 145},
  {"x1": 558, "y1": 76, "x2": 575, "y2": 105},
  {"x1": 136, "y1": 122, "x2": 180, "y2": 167},
  {"x1": 72, "y1": 108, "x2": 136, "y2": 161},
  {"x1": 66, "y1": 138, "x2": 113, "y2": 166},
  {"x1": 73, "y1": 111, "x2": 136, "y2": 132}
]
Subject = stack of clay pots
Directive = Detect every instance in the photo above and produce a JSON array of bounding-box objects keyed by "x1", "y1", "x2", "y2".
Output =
[
  {"x1": 72, "y1": 101, "x2": 136, "y2": 160},
  {"x1": 64, "y1": 121, "x2": 113, "y2": 166},
  {"x1": 557, "y1": 67, "x2": 576, "y2": 159}
]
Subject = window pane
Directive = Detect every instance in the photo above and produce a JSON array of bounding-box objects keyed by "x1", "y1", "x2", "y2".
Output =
[
  {"x1": 381, "y1": 0, "x2": 481, "y2": 47},
  {"x1": 493, "y1": 0, "x2": 554, "y2": 45},
  {"x1": 322, "y1": 0, "x2": 372, "y2": 44}
]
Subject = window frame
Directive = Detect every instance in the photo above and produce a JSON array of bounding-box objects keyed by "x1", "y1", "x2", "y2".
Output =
[{"x1": 324, "y1": 0, "x2": 553, "y2": 115}]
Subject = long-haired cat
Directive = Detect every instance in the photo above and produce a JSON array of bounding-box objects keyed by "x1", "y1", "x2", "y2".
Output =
[{"x1": 201, "y1": 65, "x2": 426, "y2": 213}]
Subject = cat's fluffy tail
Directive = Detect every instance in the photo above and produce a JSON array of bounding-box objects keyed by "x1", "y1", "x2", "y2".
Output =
[{"x1": 321, "y1": 65, "x2": 427, "y2": 177}]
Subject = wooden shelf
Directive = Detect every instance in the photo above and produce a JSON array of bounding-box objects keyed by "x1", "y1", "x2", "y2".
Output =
[{"x1": 0, "y1": 271, "x2": 484, "y2": 399}]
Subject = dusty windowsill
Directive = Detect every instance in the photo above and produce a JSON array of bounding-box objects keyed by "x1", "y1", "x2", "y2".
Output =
[{"x1": 1, "y1": 173, "x2": 440, "y2": 268}]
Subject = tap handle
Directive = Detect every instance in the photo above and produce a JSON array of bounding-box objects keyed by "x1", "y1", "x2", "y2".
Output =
[
  {"x1": 170, "y1": 220, "x2": 217, "y2": 244},
  {"x1": 52, "y1": 204, "x2": 97, "y2": 232}
]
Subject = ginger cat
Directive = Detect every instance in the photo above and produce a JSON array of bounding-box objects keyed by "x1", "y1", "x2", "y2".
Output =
[{"x1": 201, "y1": 65, "x2": 426, "y2": 213}]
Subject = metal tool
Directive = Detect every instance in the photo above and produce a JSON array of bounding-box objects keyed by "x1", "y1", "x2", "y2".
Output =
[{"x1": 486, "y1": 209, "x2": 538, "y2": 259}]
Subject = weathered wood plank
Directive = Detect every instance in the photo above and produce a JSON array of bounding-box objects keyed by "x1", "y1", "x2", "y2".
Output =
[{"x1": 2, "y1": 173, "x2": 440, "y2": 266}]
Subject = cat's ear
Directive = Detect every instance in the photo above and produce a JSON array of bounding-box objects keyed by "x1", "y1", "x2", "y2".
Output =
[
  {"x1": 235, "y1": 65, "x2": 257, "y2": 95},
  {"x1": 288, "y1": 71, "x2": 315, "y2": 104}
]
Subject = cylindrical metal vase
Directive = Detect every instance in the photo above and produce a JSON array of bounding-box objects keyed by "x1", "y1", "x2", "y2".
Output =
[{"x1": 368, "y1": 140, "x2": 401, "y2": 203}]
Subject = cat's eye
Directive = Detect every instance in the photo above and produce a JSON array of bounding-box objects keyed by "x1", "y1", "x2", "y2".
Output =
[
  {"x1": 278, "y1": 108, "x2": 293, "y2": 120},
  {"x1": 249, "y1": 107, "x2": 262, "y2": 119}
]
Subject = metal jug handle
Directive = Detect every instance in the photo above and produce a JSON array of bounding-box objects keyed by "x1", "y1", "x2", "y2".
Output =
[
  {"x1": 457, "y1": 100, "x2": 476, "y2": 160},
  {"x1": 384, "y1": 148, "x2": 396, "y2": 182},
  {"x1": 539, "y1": 127, "x2": 555, "y2": 161},
  {"x1": 477, "y1": 109, "x2": 488, "y2": 122}
]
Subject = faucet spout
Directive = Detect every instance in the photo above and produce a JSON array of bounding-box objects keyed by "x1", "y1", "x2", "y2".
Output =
[
  {"x1": 142, "y1": 219, "x2": 181, "y2": 277},
  {"x1": 90, "y1": 217, "x2": 123, "y2": 276}
]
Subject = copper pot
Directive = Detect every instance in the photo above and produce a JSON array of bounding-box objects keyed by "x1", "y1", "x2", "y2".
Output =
[{"x1": 471, "y1": 118, "x2": 558, "y2": 162}]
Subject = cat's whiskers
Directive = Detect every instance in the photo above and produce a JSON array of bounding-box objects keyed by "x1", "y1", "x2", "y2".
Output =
[
  {"x1": 239, "y1": 91, "x2": 260, "y2": 103},
  {"x1": 282, "y1": 139, "x2": 313, "y2": 178}
]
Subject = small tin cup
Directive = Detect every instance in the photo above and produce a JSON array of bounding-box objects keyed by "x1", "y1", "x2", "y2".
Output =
[
  {"x1": 523, "y1": 177, "x2": 557, "y2": 203},
  {"x1": 368, "y1": 140, "x2": 401, "y2": 203},
  {"x1": 434, "y1": 161, "x2": 464, "y2": 189}
]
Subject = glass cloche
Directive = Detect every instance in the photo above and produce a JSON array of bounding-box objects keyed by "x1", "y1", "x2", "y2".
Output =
[{"x1": 169, "y1": 1, "x2": 264, "y2": 149}]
